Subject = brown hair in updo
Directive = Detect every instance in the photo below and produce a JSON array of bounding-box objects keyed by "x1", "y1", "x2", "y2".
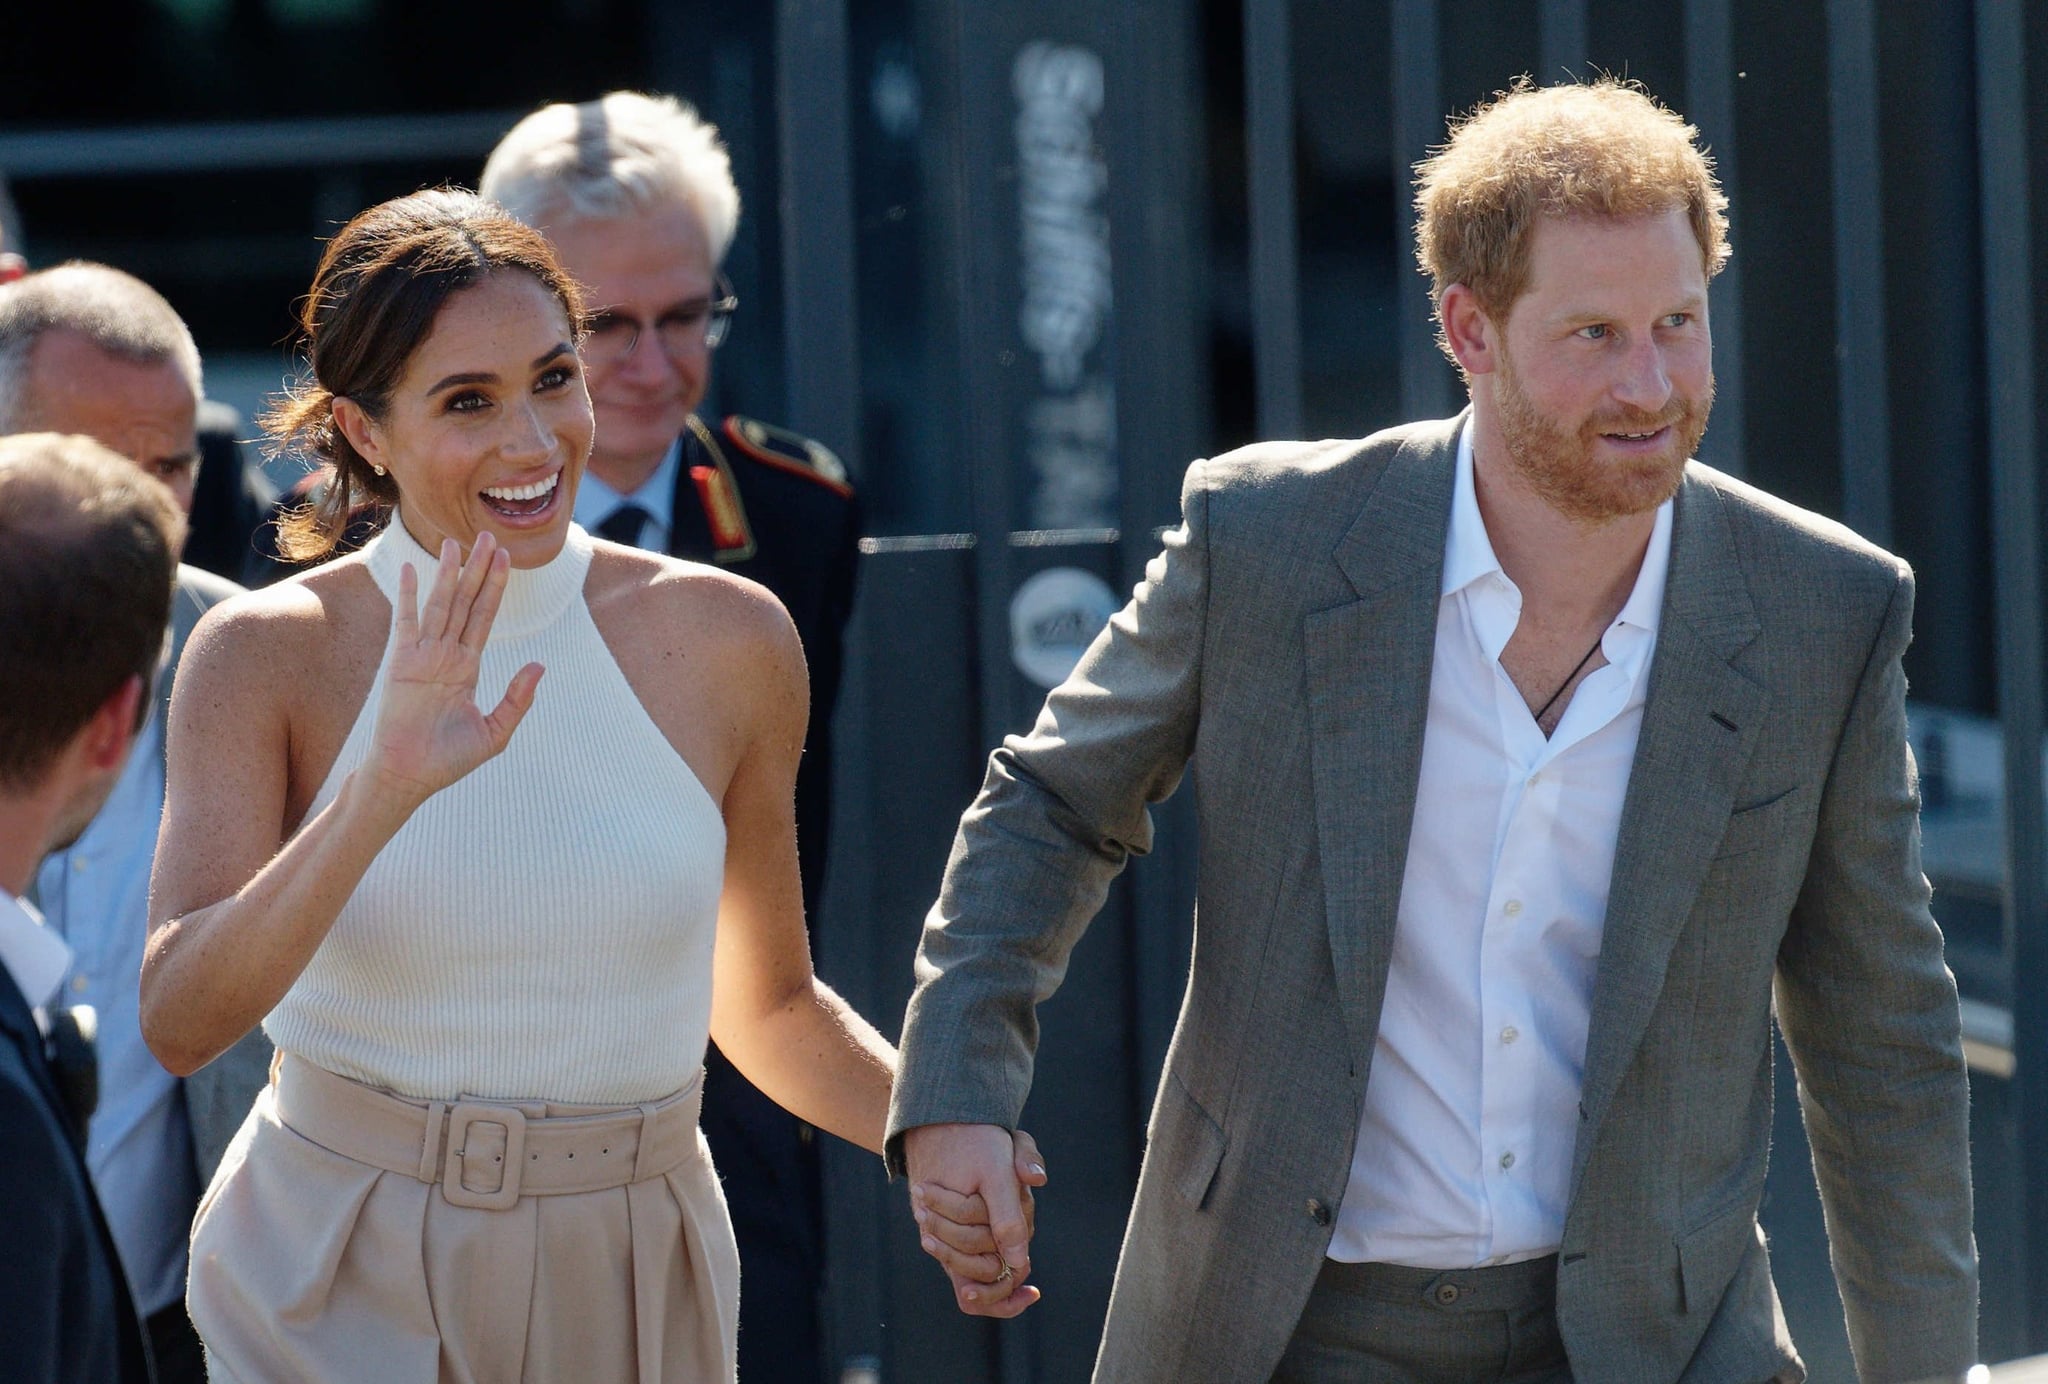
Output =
[{"x1": 265, "y1": 187, "x2": 586, "y2": 563}]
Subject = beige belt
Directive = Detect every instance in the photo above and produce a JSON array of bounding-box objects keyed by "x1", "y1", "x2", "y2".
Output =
[{"x1": 272, "y1": 1051, "x2": 702, "y2": 1211}]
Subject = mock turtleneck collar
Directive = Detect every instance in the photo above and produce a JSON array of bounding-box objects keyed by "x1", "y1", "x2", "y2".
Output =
[{"x1": 366, "y1": 514, "x2": 593, "y2": 642}]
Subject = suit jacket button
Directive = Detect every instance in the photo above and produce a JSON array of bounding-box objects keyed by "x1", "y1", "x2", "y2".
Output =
[{"x1": 1307, "y1": 1198, "x2": 1332, "y2": 1226}]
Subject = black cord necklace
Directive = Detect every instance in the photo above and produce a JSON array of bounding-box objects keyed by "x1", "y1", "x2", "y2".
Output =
[{"x1": 1531, "y1": 632, "x2": 1606, "y2": 725}]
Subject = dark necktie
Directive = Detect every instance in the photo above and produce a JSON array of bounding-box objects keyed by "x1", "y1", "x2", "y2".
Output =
[{"x1": 595, "y1": 503, "x2": 652, "y2": 549}]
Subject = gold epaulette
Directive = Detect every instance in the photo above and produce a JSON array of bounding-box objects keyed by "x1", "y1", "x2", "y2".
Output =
[{"x1": 719, "y1": 415, "x2": 853, "y2": 498}]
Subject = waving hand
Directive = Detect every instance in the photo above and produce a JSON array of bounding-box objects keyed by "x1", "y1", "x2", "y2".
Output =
[{"x1": 364, "y1": 531, "x2": 544, "y2": 807}]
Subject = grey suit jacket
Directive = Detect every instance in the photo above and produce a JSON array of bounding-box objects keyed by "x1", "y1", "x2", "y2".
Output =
[
  {"x1": 888, "y1": 416, "x2": 1976, "y2": 1383},
  {"x1": 162, "y1": 565, "x2": 273, "y2": 1186}
]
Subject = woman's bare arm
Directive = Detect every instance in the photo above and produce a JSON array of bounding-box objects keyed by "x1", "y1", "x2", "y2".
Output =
[
  {"x1": 143, "y1": 534, "x2": 539, "y2": 1074},
  {"x1": 701, "y1": 582, "x2": 897, "y2": 1152}
]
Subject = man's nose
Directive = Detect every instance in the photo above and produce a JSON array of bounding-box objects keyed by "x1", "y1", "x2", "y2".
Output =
[
  {"x1": 613, "y1": 328, "x2": 681, "y2": 385},
  {"x1": 1612, "y1": 337, "x2": 1675, "y2": 412}
]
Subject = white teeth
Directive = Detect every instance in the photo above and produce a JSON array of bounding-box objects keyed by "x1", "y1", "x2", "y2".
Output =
[{"x1": 482, "y1": 472, "x2": 560, "y2": 502}]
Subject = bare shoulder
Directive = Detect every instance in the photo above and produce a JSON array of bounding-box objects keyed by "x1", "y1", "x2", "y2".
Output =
[
  {"x1": 585, "y1": 543, "x2": 804, "y2": 676},
  {"x1": 182, "y1": 555, "x2": 384, "y2": 684},
  {"x1": 584, "y1": 546, "x2": 807, "y2": 791}
]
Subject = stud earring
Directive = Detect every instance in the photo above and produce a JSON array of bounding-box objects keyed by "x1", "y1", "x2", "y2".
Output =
[{"x1": 372, "y1": 464, "x2": 386, "y2": 476}]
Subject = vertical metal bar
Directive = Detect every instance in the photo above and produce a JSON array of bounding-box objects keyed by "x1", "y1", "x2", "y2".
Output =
[
  {"x1": 1683, "y1": 0, "x2": 1747, "y2": 478},
  {"x1": 1537, "y1": 0, "x2": 1589, "y2": 84},
  {"x1": 1244, "y1": 0, "x2": 1304, "y2": 440},
  {"x1": 1391, "y1": 0, "x2": 1453, "y2": 423},
  {"x1": 773, "y1": 9, "x2": 875, "y2": 1374},
  {"x1": 1825, "y1": 0, "x2": 1891, "y2": 549},
  {"x1": 1976, "y1": 0, "x2": 2048, "y2": 1351},
  {"x1": 775, "y1": 0, "x2": 865, "y2": 473}
]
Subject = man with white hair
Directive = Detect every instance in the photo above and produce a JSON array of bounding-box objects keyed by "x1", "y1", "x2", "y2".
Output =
[
  {"x1": 483, "y1": 92, "x2": 862, "y2": 1383},
  {"x1": 0, "y1": 262, "x2": 250, "y2": 1384}
]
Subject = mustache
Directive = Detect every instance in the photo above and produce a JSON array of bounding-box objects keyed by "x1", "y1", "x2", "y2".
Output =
[{"x1": 1584, "y1": 401, "x2": 1696, "y2": 435}]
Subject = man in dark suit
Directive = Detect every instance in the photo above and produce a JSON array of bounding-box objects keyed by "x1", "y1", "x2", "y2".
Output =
[
  {"x1": 482, "y1": 92, "x2": 860, "y2": 1382},
  {"x1": 0, "y1": 430, "x2": 185, "y2": 1384},
  {"x1": 0, "y1": 262, "x2": 249, "y2": 1383}
]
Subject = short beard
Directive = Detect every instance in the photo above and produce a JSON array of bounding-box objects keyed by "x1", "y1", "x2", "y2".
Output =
[{"x1": 1494, "y1": 350, "x2": 1711, "y2": 524}]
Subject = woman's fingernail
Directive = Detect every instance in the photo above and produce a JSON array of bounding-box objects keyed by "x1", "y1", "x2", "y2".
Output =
[
  {"x1": 1029, "y1": 1163, "x2": 1047, "y2": 1177},
  {"x1": 922, "y1": 1236, "x2": 938, "y2": 1253}
]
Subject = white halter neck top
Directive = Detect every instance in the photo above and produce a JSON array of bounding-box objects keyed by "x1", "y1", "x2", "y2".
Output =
[{"x1": 266, "y1": 517, "x2": 725, "y2": 1104}]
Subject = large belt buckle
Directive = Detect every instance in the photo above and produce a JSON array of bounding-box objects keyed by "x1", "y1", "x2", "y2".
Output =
[{"x1": 442, "y1": 1103, "x2": 526, "y2": 1210}]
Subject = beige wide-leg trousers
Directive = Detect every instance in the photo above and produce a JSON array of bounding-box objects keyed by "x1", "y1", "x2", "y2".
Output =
[{"x1": 189, "y1": 1052, "x2": 739, "y2": 1383}]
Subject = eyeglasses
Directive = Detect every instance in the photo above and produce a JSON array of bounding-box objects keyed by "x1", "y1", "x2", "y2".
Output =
[{"x1": 581, "y1": 275, "x2": 739, "y2": 368}]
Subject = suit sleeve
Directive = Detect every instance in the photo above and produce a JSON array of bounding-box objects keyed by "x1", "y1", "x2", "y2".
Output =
[
  {"x1": 0, "y1": 1071, "x2": 91, "y2": 1377},
  {"x1": 884, "y1": 461, "x2": 1212, "y2": 1172},
  {"x1": 1773, "y1": 566, "x2": 1978, "y2": 1380}
]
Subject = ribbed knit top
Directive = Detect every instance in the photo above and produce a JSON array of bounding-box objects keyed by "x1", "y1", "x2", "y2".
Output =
[{"x1": 266, "y1": 516, "x2": 725, "y2": 1104}]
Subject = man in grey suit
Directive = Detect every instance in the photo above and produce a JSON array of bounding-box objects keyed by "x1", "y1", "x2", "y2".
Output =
[
  {"x1": 888, "y1": 79, "x2": 1976, "y2": 1381},
  {"x1": 0, "y1": 263, "x2": 257, "y2": 1384}
]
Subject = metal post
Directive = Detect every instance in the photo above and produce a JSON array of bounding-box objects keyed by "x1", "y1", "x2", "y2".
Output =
[
  {"x1": 1683, "y1": 0, "x2": 1747, "y2": 478},
  {"x1": 1537, "y1": 0, "x2": 1588, "y2": 84},
  {"x1": 775, "y1": 0, "x2": 864, "y2": 472},
  {"x1": 1244, "y1": 0, "x2": 1304, "y2": 441},
  {"x1": 1825, "y1": 0, "x2": 1891, "y2": 548},
  {"x1": 1976, "y1": 0, "x2": 2048, "y2": 1352},
  {"x1": 1391, "y1": 0, "x2": 1454, "y2": 423}
]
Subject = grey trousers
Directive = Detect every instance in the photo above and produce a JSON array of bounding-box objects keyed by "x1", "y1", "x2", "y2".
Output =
[{"x1": 1271, "y1": 1255, "x2": 1571, "y2": 1384}]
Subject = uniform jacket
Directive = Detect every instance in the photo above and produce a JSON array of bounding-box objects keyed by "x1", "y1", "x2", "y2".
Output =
[
  {"x1": 887, "y1": 415, "x2": 1976, "y2": 1382},
  {"x1": 0, "y1": 963, "x2": 154, "y2": 1382},
  {"x1": 668, "y1": 414, "x2": 860, "y2": 920}
]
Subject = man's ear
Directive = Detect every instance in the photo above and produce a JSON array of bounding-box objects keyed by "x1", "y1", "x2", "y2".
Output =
[
  {"x1": 1439, "y1": 283, "x2": 1499, "y2": 377},
  {"x1": 79, "y1": 675, "x2": 146, "y2": 773},
  {"x1": 329, "y1": 396, "x2": 386, "y2": 473}
]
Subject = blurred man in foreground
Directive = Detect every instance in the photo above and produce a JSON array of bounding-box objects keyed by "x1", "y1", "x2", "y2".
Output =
[
  {"x1": 0, "y1": 263, "x2": 254, "y2": 1383},
  {"x1": 0, "y1": 430, "x2": 183, "y2": 1383}
]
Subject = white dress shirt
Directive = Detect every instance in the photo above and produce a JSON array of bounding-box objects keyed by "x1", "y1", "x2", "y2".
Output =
[
  {"x1": 1328, "y1": 422, "x2": 1674, "y2": 1268},
  {"x1": 573, "y1": 438, "x2": 682, "y2": 551},
  {"x1": 0, "y1": 885, "x2": 74, "y2": 1035}
]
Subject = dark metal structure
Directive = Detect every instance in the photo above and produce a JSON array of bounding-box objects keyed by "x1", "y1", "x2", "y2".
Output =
[{"x1": 4, "y1": 0, "x2": 2046, "y2": 1377}]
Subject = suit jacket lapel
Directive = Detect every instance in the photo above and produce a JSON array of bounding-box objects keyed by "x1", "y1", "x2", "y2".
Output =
[
  {"x1": 1304, "y1": 417, "x2": 1460, "y2": 1072},
  {"x1": 1571, "y1": 472, "x2": 1768, "y2": 1193},
  {"x1": 0, "y1": 966, "x2": 67, "y2": 1133}
]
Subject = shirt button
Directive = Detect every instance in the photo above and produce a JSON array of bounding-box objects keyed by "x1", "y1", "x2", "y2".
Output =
[
  {"x1": 72, "y1": 856, "x2": 88, "y2": 872},
  {"x1": 1306, "y1": 1198, "x2": 1332, "y2": 1226},
  {"x1": 1500, "y1": 1151, "x2": 1517, "y2": 1170},
  {"x1": 70, "y1": 975, "x2": 89, "y2": 994},
  {"x1": 1500, "y1": 1026, "x2": 1519, "y2": 1045},
  {"x1": 1502, "y1": 899, "x2": 1524, "y2": 918}
]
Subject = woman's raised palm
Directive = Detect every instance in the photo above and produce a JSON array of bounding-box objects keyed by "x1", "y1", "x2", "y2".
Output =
[{"x1": 365, "y1": 530, "x2": 544, "y2": 805}]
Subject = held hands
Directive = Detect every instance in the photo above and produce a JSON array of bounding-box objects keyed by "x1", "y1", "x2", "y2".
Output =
[
  {"x1": 364, "y1": 532, "x2": 543, "y2": 809},
  {"x1": 905, "y1": 1124, "x2": 1051, "y2": 1318}
]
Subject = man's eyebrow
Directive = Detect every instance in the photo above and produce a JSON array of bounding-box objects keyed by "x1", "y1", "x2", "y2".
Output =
[{"x1": 1552, "y1": 292, "x2": 1708, "y2": 326}]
